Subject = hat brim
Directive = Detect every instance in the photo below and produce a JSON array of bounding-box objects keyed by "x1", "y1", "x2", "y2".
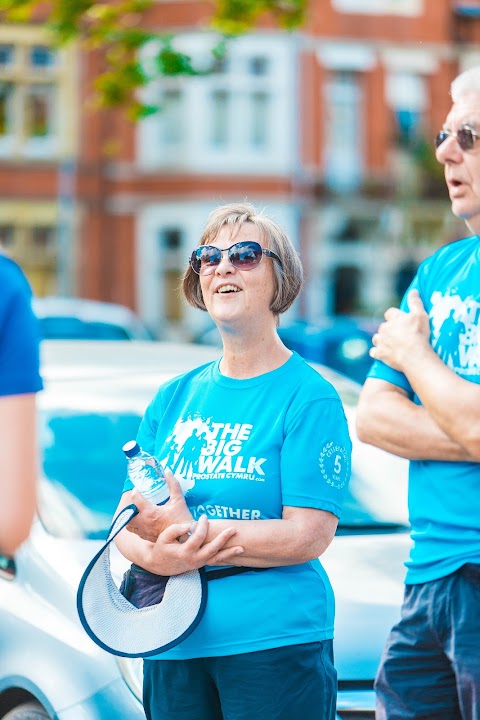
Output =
[{"x1": 77, "y1": 505, "x2": 207, "y2": 658}]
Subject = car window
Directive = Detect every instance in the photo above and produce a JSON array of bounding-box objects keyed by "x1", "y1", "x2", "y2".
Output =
[
  {"x1": 39, "y1": 317, "x2": 131, "y2": 341},
  {"x1": 39, "y1": 409, "x2": 142, "y2": 539}
]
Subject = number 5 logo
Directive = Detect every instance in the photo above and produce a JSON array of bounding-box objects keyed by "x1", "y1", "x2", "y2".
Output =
[
  {"x1": 319, "y1": 442, "x2": 349, "y2": 489},
  {"x1": 333, "y1": 454, "x2": 342, "y2": 475}
]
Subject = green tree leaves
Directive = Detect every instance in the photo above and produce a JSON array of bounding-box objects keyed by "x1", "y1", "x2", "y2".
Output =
[{"x1": 0, "y1": 0, "x2": 306, "y2": 119}]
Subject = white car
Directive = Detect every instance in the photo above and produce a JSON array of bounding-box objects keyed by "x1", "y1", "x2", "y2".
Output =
[
  {"x1": 33, "y1": 297, "x2": 153, "y2": 341},
  {"x1": 0, "y1": 341, "x2": 409, "y2": 720}
]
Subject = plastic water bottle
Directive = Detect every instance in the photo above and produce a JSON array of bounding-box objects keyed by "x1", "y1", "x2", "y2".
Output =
[{"x1": 122, "y1": 440, "x2": 169, "y2": 505}]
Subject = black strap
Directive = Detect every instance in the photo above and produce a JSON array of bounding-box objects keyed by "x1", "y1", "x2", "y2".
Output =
[{"x1": 205, "y1": 566, "x2": 271, "y2": 581}]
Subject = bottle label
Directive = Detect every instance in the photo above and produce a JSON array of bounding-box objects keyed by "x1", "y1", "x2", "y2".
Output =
[{"x1": 126, "y1": 449, "x2": 169, "y2": 503}]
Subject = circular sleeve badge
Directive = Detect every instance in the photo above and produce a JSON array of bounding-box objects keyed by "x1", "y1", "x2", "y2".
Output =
[{"x1": 319, "y1": 441, "x2": 350, "y2": 490}]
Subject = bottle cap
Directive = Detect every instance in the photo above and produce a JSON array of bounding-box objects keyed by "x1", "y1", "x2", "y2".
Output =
[{"x1": 122, "y1": 440, "x2": 140, "y2": 458}]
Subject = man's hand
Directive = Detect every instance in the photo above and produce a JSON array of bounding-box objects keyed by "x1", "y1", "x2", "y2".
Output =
[
  {"x1": 126, "y1": 468, "x2": 193, "y2": 542},
  {"x1": 370, "y1": 290, "x2": 431, "y2": 371},
  {"x1": 145, "y1": 514, "x2": 244, "y2": 576}
]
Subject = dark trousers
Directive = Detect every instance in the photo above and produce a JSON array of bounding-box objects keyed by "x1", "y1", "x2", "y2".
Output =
[
  {"x1": 143, "y1": 640, "x2": 337, "y2": 720},
  {"x1": 375, "y1": 564, "x2": 480, "y2": 720}
]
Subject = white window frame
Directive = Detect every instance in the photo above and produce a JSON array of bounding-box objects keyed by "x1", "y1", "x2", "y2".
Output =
[
  {"x1": 0, "y1": 27, "x2": 76, "y2": 160},
  {"x1": 332, "y1": 0, "x2": 422, "y2": 16},
  {"x1": 137, "y1": 33, "x2": 296, "y2": 175},
  {"x1": 323, "y1": 71, "x2": 364, "y2": 192}
]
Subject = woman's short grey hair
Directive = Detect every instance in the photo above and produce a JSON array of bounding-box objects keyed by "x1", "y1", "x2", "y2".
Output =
[
  {"x1": 182, "y1": 202, "x2": 304, "y2": 316},
  {"x1": 451, "y1": 66, "x2": 480, "y2": 103}
]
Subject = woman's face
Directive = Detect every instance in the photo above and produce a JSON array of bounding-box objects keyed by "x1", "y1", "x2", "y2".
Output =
[{"x1": 199, "y1": 223, "x2": 277, "y2": 335}]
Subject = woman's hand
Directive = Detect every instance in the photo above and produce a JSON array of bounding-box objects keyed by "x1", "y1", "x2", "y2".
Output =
[
  {"x1": 126, "y1": 468, "x2": 193, "y2": 542},
  {"x1": 145, "y1": 514, "x2": 244, "y2": 575}
]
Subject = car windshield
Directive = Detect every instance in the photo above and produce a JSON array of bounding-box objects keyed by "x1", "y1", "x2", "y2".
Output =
[{"x1": 39, "y1": 409, "x2": 141, "y2": 539}]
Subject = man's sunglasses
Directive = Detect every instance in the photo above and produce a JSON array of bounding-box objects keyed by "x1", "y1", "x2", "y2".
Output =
[
  {"x1": 435, "y1": 124, "x2": 480, "y2": 152},
  {"x1": 189, "y1": 240, "x2": 281, "y2": 276}
]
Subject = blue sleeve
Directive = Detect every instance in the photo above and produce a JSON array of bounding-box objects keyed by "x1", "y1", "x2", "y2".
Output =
[
  {"x1": 281, "y1": 397, "x2": 352, "y2": 518},
  {"x1": 367, "y1": 272, "x2": 425, "y2": 394},
  {"x1": 0, "y1": 259, "x2": 43, "y2": 396}
]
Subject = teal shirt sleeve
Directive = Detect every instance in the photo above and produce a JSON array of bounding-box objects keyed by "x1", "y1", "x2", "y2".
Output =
[
  {"x1": 367, "y1": 272, "x2": 426, "y2": 394},
  {"x1": 280, "y1": 397, "x2": 352, "y2": 518}
]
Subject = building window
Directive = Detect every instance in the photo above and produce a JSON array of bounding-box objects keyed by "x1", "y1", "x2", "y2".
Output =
[
  {"x1": 332, "y1": 214, "x2": 378, "y2": 243},
  {"x1": 0, "y1": 81, "x2": 13, "y2": 136},
  {"x1": 395, "y1": 260, "x2": 418, "y2": 301},
  {"x1": 249, "y1": 57, "x2": 269, "y2": 76},
  {"x1": 0, "y1": 215, "x2": 57, "y2": 295},
  {"x1": 324, "y1": 72, "x2": 363, "y2": 192},
  {"x1": 157, "y1": 226, "x2": 184, "y2": 323},
  {"x1": 250, "y1": 91, "x2": 269, "y2": 147},
  {"x1": 30, "y1": 45, "x2": 56, "y2": 69},
  {"x1": 0, "y1": 224, "x2": 14, "y2": 249},
  {"x1": 160, "y1": 88, "x2": 183, "y2": 146},
  {"x1": 164, "y1": 270, "x2": 183, "y2": 322},
  {"x1": 139, "y1": 35, "x2": 293, "y2": 172},
  {"x1": 206, "y1": 52, "x2": 274, "y2": 154},
  {"x1": 332, "y1": 0, "x2": 422, "y2": 15},
  {"x1": 159, "y1": 227, "x2": 182, "y2": 250},
  {"x1": 210, "y1": 89, "x2": 230, "y2": 147},
  {"x1": 157, "y1": 226, "x2": 184, "y2": 273},
  {"x1": 386, "y1": 72, "x2": 426, "y2": 148},
  {"x1": 0, "y1": 31, "x2": 68, "y2": 159},
  {"x1": 333, "y1": 265, "x2": 361, "y2": 314},
  {"x1": 25, "y1": 83, "x2": 56, "y2": 138},
  {"x1": 32, "y1": 225, "x2": 55, "y2": 252},
  {"x1": 0, "y1": 44, "x2": 14, "y2": 66}
]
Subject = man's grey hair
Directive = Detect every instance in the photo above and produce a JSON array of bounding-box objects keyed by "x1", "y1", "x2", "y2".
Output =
[{"x1": 451, "y1": 65, "x2": 480, "y2": 103}]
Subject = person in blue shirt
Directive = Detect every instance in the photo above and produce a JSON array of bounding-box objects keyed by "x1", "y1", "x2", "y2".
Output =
[
  {"x1": 357, "y1": 67, "x2": 480, "y2": 720},
  {"x1": 0, "y1": 254, "x2": 42, "y2": 556},
  {"x1": 115, "y1": 202, "x2": 352, "y2": 720}
]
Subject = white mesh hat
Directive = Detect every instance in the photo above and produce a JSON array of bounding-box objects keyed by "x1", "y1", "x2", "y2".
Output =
[{"x1": 77, "y1": 504, "x2": 207, "y2": 658}]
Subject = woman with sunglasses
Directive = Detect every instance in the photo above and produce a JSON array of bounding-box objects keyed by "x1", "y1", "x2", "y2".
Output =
[{"x1": 115, "y1": 203, "x2": 352, "y2": 720}]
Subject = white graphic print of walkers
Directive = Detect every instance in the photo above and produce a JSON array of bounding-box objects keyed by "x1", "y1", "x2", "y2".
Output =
[
  {"x1": 159, "y1": 417, "x2": 267, "y2": 492},
  {"x1": 429, "y1": 291, "x2": 480, "y2": 375}
]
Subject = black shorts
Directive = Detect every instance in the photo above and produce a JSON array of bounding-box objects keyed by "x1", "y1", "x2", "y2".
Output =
[
  {"x1": 143, "y1": 640, "x2": 337, "y2": 720},
  {"x1": 375, "y1": 564, "x2": 480, "y2": 720}
]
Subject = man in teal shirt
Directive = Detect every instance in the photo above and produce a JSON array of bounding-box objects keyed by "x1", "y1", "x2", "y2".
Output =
[{"x1": 357, "y1": 67, "x2": 480, "y2": 720}]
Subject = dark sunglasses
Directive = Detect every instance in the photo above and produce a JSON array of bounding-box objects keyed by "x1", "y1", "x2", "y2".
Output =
[
  {"x1": 435, "y1": 124, "x2": 480, "y2": 152},
  {"x1": 189, "y1": 240, "x2": 281, "y2": 276}
]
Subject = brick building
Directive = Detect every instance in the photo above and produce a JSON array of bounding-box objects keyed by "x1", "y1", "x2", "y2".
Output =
[{"x1": 0, "y1": 0, "x2": 478, "y2": 338}]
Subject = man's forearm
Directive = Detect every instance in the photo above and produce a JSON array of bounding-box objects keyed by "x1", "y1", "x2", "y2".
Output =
[
  {"x1": 357, "y1": 380, "x2": 474, "y2": 461},
  {"x1": 400, "y1": 343, "x2": 480, "y2": 460}
]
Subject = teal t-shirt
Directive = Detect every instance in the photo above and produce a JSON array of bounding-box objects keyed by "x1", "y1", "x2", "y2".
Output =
[
  {"x1": 369, "y1": 235, "x2": 480, "y2": 584},
  {"x1": 124, "y1": 351, "x2": 352, "y2": 659}
]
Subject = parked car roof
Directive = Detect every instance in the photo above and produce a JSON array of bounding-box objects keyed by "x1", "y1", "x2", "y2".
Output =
[{"x1": 33, "y1": 297, "x2": 153, "y2": 341}]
